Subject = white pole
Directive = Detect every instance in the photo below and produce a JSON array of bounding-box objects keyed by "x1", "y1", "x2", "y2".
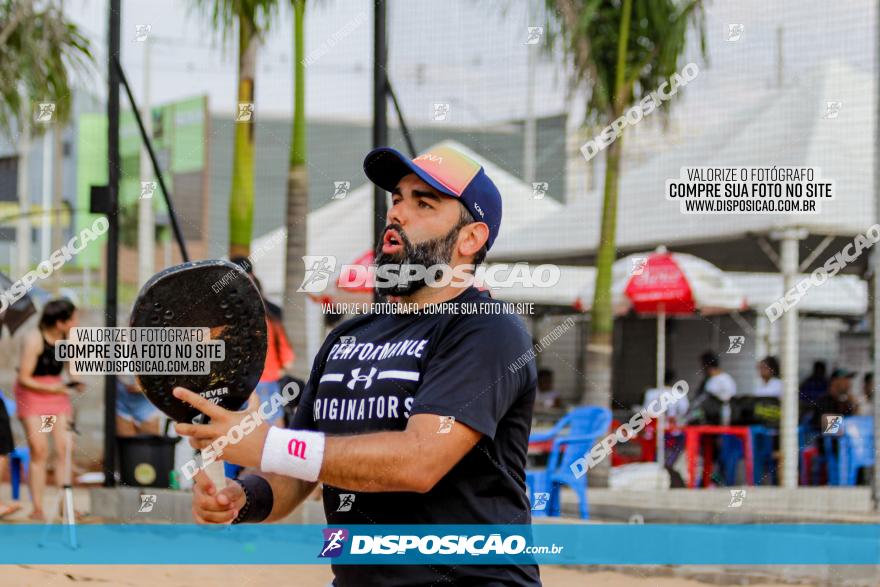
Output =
[
  {"x1": 523, "y1": 26, "x2": 537, "y2": 185},
  {"x1": 137, "y1": 35, "x2": 155, "y2": 286},
  {"x1": 41, "y1": 129, "x2": 52, "y2": 262},
  {"x1": 779, "y1": 228, "x2": 803, "y2": 488},
  {"x1": 656, "y1": 306, "x2": 666, "y2": 466},
  {"x1": 16, "y1": 116, "x2": 31, "y2": 278}
]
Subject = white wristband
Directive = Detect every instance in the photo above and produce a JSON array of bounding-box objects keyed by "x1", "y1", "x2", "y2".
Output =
[{"x1": 260, "y1": 427, "x2": 325, "y2": 482}]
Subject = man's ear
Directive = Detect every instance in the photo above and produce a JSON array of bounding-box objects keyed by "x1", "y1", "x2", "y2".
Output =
[{"x1": 458, "y1": 222, "x2": 489, "y2": 260}]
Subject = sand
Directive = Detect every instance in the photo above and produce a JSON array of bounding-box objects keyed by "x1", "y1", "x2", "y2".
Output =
[{"x1": 1, "y1": 565, "x2": 810, "y2": 586}]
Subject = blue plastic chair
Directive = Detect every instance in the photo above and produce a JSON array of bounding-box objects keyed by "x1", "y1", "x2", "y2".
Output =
[
  {"x1": 798, "y1": 423, "x2": 824, "y2": 485},
  {"x1": 2, "y1": 394, "x2": 29, "y2": 500},
  {"x1": 750, "y1": 426, "x2": 778, "y2": 485},
  {"x1": 526, "y1": 406, "x2": 612, "y2": 520},
  {"x1": 824, "y1": 416, "x2": 873, "y2": 486},
  {"x1": 718, "y1": 436, "x2": 744, "y2": 486}
]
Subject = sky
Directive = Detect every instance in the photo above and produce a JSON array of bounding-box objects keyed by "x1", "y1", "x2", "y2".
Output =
[{"x1": 61, "y1": 0, "x2": 877, "y2": 128}]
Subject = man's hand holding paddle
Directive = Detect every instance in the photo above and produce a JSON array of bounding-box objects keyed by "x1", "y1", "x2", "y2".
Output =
[
  {"x1": 173, "y1": 386, "x2": 270, "y2": 469},
  {"x1": 191, "y1": 468, "x2": 246, "y2": 524}
]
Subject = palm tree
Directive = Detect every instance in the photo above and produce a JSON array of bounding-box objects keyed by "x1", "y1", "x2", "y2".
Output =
[
  {"x1": 544, "y1": 0, "x2": 707, "y2": 409},
  {"x1": 0, "y1": 1, "x2": 91, "y2": 135},
  {"x1": 0, "y1": 1, "x2": 92, "y2": 278},
  {"x1": 193, "y1": 0, "x2": 277, "y2": 258},
  {"x1": 282, "y1": 0, "x2": 309, "y2": 378}
]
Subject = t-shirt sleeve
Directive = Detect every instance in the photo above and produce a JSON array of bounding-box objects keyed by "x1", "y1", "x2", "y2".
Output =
[
  {"x1": 409, "y1": 312, "x2": 535, "y2": 439},
  {"x1": 290, "y1": 365, "x2": 320, "y2": 431},
  {"x1": 290, "y1": 333, "x2": 334, "y2": 431}
]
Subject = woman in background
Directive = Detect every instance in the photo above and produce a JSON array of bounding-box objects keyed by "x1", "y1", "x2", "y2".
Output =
[
  {"x1": 0, "y1": 389, "x2": 21, "y2": 517},
  {"x1": 14, "y1": 299, "x2": 84, "y2": 520},
  {"x1": 755, "y1": 356, "x2": 783, "y2": 398}
]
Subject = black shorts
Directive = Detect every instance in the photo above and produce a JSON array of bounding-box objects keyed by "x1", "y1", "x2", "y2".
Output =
[{"x1": 0, "y1": 395, "x2": 14, "y2": 455}]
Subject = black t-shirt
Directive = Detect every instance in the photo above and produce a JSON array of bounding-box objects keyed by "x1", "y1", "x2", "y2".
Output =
[{"x1": 293, "y1": 287, "x2": 540, "y2": 587}]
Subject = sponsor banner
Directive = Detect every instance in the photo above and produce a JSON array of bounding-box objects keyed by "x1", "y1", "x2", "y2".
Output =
[{"x1": 2, "y1": 524, "x2": 879, "y2": 564}]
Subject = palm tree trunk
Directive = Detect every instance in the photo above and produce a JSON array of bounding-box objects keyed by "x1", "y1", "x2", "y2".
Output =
[
  {"x1": 580, "y1": 0, "x2": 631, "y2": 486},
  {"x1": 581, "y1": 0, "x2": 632, "y2": 410},
  {"x1": 583, "y1": 134, "x2": 623, "y2": 408},
  {"x1": 283, "y1": 0, "x2": 309, "y2": 379},
  {"x1": 229, "y1": 16, "x2": 257, "y2": 258}
]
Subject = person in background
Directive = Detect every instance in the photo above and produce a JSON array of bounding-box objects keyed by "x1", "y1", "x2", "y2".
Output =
[
  {"x1": 116, "y1": 374, "x2": 161, "y2": 436},
  {"x1": 755, "y1": 356, "x2": 782, "y2": 398},
  {"x1": 14, "y1": 299, "x2": 84, "y2": 520},
  {"x1": 822, "y1": 369, "x2": 858, "y2": 417},
  {"x1": 685, "y1": 352, "x2": 737, "y2": 485},
  {"x1": 800, "y1": 361, "x2": 829, "y2": 406},
  {"x1": 752, "y1": 356, "x2": 782, "y2": 439},
  {"x1": 231, "y1": 256, "x2": 295, "y2": 427},
  {"x1": 858, "y1": 372, "x2": 874, "y2": 416},
  {"x1": 689, "y1": 351, "x2": 737, "y2": 425},
  {"x1": 0, "y1": 390, "x2": 21, "y2": 518},
  {"x1": 644, "y1": 369, "x2": 689, "y2": 422},
  {"x1": 535, "y1": 368, "x2": 560, "y2": 410}
]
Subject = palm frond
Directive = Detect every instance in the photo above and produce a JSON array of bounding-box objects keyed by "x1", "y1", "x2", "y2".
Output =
[
  {"x1": 0, "y1": 1, "x2": 94, "y2": 137},
  {"x1": 544, "y1": 0, "x2": 708, "y2": 124}
]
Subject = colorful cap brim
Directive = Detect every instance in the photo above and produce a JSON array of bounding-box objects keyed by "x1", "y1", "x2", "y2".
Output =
[{"x1": 363, "y1": 147, "x2": 461, "y2": 199}]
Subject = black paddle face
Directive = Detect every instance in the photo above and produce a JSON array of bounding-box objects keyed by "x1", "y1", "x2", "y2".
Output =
[{"x1": 130, "y1": 260, "x2": 268, "y2": 423}]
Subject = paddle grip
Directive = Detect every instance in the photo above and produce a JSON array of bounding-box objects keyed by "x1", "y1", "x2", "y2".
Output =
[{"x1": 204, "y1": 458, "x2": 227, "y2": 489}]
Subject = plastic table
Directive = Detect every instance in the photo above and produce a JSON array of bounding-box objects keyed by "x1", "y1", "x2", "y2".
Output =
[{"x1": 684, "y1": 425, "x2": 754, "y2": 488}]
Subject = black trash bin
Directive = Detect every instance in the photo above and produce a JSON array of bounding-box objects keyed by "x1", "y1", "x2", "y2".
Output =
[{"x1": 117, "y1": 434, "x2": 180, "y2": 488}]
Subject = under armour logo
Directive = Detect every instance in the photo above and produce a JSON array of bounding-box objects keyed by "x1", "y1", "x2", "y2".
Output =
[{"x1": 347, "y1": 367, "x2": 377, "y2": 391}]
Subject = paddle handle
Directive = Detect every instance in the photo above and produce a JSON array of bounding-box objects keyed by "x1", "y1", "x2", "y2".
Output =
[{"x1": 204, "y1": 458, "x2": 227, "y2": 489}]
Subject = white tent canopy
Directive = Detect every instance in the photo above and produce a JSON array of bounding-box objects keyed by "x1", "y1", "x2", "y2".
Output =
[
  {"x1": 491, "y1": 265, "x2": 867, "y2": 317},
  {"x1": 490, "y1": 60, "x2": 874, "y2": 263}
]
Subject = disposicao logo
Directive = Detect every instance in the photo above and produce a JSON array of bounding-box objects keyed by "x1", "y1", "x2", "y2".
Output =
[{"x1": 319, "y1": 528, "x2": 349, "y2": 558}]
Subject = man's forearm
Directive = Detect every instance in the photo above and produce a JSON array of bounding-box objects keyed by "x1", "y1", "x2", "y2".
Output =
[
  {"x1": 257, "y1": 415, "x2": 480, "y2": 493},
  {"x1": 319, "y1": 431, "x2": 430, "y2": 493},
  {"x1": 252, "y1": 473, "x2": 317, "y2": 523}
]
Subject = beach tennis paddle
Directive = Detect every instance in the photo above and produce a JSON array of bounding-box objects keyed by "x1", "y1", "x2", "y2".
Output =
[{"x1": 130, "y1": 259, "x2": 268, "y2": 488}]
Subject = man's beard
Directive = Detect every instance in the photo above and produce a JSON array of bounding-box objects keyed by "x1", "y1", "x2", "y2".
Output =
[{"x1": 374, "y1": 222, "x2": 460, "y2": 297}]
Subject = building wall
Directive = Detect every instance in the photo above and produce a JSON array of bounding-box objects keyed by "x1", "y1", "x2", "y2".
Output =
[{"x1": 530, "y1": 313, "x2": 584, "y2": 405}]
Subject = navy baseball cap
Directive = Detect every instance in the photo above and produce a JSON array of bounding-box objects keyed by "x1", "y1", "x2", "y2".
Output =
[{"x1": 363, "y1": 145, "x2": 503, "y2": 250}]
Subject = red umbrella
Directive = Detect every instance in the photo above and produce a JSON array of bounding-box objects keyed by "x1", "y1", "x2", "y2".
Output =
[
  {"x1": 613, "y1": 247, "x2": 747, "y2": 464},
  {"x1": 623, "y1": 254, "x2": 695, "y2": 314}
]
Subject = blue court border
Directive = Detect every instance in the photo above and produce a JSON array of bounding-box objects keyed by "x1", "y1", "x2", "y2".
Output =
[{"x1": 1, "y1": 524, "x2": 878, "y2": 565}]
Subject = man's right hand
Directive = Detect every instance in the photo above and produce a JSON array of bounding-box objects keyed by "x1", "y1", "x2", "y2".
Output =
[{"x1": 191, "y1": 469, "x2": 246, "y2": 524}]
